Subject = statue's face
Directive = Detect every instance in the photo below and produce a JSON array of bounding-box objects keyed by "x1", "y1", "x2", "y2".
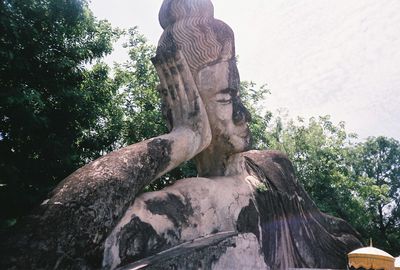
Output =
[{"x1": 197, "y1": 61, "x2": 252, "y2": 154}]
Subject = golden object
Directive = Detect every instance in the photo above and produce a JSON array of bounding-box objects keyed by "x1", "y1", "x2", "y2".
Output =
[{"x1": 348, "y1": 245, "x2": 395, "y2": 270}]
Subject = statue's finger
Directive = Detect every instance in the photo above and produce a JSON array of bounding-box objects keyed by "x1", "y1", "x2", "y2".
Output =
[
  {"x1": 169, "y1": 57, "x2": 190, "y2": 117},
  {"x1": 153, "y1": 59, "x2": 169, "y2": 97},
  {"x1": 174, "y1": 51, "x2": 201, "y2": 118},
  {"x1": 161, "y1": 53, "x2": 183, "y2": 126},
  {"x1": 174, "y1": 51, "x2": 198, "y2": 104},
  {"x1": 154, "y1": 62, "x2": 174, "y2": 127},
  {"x1": 160, "y1": 54, "x2": 179, "y2": 103},
  {"x1": 161, "y1": 97, "x2": 173, "y2": 131}
]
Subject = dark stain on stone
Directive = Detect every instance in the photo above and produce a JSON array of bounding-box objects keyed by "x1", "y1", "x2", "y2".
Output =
[
  {"x1": 228, "y1": 58, "x2": 240, "y2": 92},
  {"x1": 146, "y1": 138, "x2": 172, "y2": 177},
  {"x1": 161, "y1": 88, "x2": 168, "y2": 97},
  {"x1": 167, "y1": 85, "x2": 176, "y2": 100},
  {"x1": 118, "y1": 232, "x2": 238, "y2": 270},
  {"x1": 244, "y1": 156, "x2": 277, "y2": 191},
  {"x1": 232, "y1": 96, "x2": 252, "y2": 125},
  {"x1": 228, "y1": 59, "x2": 252, "y2": 125},
  {"x1": 255, "y1": 188, "x2": 356, "y2": 269},
  {"x1": 254, "y1": 190, "x2": 311, "y2": 268},
  {"x1": 242, "y1": 150, "x2": 363, "y2": 269},
  {"x1": 170, "y1": 66, "x2": 178, "y2": 75},
  {"x1": 218, "y1": 134, "x2": 235, "y2": 156},
  {"x1": 163, "y1": 68, "x2": 170, "y2": 79},
  {"x1": 161, "y1": 101, "x2": 173, "y2": 131},
  {"x1": 174, "y1": 83, "x2": 180, "y2": 91},
  {"x1": 237, "y1": 200, "x2": 260, "y2": 240},
  {"x1": 165, "y1": 229, "x2": 179, "y2": 243},
  {"x1": 118, "y1": 217, "x2": 169, "y2": 266},
  {"x1": 189, "y1": 97, "x2": 200, "y2": 119},
  {"x1": 145, "y1": 193, "x2": 194, "y2": 227}
]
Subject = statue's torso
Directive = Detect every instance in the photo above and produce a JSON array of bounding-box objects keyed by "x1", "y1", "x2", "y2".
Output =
[
  {"x1": 103, "y1": 154, "x2": 264, "y2": 269},
  {"x1": 102, "y1": 150, "x2": 362, "y2": 270}
]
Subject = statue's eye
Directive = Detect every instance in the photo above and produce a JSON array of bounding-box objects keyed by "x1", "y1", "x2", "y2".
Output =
[
  {"x1": 216, "y1": 98, "x2": 232, "y2": 104},
  {"x1": 215, "y1": 92, "x2": 232, "y2": 104}
]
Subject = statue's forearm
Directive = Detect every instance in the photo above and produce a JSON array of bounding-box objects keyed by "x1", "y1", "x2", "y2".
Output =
[
  {"x1": 50, "y1": 128, "x2": 203, "y2": 230},
  {"x1": 51, "y1": 127, "x2": 203, "y2": 199},
  {"x1": 2, "y1": 129, "x2": 202, "y2": 269}
]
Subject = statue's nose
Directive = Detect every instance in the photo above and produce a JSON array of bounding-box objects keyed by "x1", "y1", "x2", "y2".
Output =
[{"x1": 233, "y1": 99, "x2": 252, "y2": 125}]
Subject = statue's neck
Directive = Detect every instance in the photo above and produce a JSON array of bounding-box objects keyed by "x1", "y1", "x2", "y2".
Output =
[{"x1": 194, "y1": 149, "x2": 245, "y2": 177}]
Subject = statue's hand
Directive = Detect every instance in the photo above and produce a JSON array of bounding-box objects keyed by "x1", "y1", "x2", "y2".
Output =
[{"x1": 152, "y1": 50, "x2": 212, "y2": 154}]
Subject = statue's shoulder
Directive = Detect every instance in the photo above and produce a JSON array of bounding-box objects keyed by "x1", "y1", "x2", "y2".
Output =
[
  {"x1": 243, "y1": 149, "x2": 289, "y2": 162},
  {"x1": 241, "y1": 149, "x2": 299, "y2": 195},
  {"x1": 242, "y1": 149, "x2": 293, "y2": 175}
]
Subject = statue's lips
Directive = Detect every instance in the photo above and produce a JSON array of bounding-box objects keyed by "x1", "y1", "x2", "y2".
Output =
[{"x1": 235, "y1": 126, "x2": 251, "y2": 138}]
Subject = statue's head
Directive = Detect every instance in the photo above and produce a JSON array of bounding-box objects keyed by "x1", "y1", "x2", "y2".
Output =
[{"x1": 157, "y1": 0, "x2": 252, "y2": 154}]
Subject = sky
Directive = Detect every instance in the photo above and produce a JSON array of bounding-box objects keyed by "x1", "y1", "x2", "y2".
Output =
[{"x1": 89, "y1": 0, "x2": 400, "y2": 141}]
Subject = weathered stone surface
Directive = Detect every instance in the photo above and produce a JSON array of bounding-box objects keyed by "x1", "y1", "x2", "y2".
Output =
[
  {"x1": 0, "y1": 139, "x2": 174, "y2": 269},
  {"x1": 116, "y1": 231, "x2": 238, "y2": 270},
  {"x1": 102, "y1": 151, "x2": 362, "y2": 269},
  {"x1": 102, "y1": 168, "x2": 254, "y2": 268},
  {"x1": 115, "y1": 232, "x2": 268, "y2": 270}
]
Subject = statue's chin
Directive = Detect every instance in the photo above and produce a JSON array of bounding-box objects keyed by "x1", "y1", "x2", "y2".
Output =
[{"x1": 230, "y1": 132, "x2": 253, "y2": 154}]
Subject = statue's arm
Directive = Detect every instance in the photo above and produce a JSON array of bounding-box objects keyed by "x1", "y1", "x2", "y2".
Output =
[
  {"x1": 49, "y1": 50, "x2": 210, "y2": 204},
  {"x1": 150, "y1": 49, "x2": 212, "y2": 176},
  {"x1": 0, "y1": 51, "x2": 211, "y2": 269}
]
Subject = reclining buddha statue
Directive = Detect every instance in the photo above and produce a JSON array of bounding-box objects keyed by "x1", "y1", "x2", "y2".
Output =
[{"x1": 1, "y1": 0, "x2": 362, "y2": 269}]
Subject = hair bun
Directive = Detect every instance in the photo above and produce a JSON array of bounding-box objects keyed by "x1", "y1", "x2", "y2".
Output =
[{"x1": 159, "y1": 0, "x2": 214, "y2": 29}]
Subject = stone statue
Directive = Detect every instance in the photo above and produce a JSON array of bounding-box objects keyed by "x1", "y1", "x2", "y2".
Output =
[{"x1": 0, "y1": 0, "x2": 363, "y2": 269}]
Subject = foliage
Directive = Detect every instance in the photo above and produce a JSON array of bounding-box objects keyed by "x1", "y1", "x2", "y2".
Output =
[
  {"x1": 266, "y1": 115, "x2": 359, "y2": 217},
  {"x1": 78, "y1": 63, "x2": 125, "y2": 160},
  {"x1": 256, "y1": 183, "x2": 269, "y2": 193},
  {"x1": 265, "y1": 114, "x2": 400, "y2": 254},
  {"x1": 240, "y1": 81, "x2": 272, "y2": 149},
  {"x1": 351, "y1": 136, "x2": 400, "y2": 254},
  {"x1": 113, "y1": 27, "x2": 165, "y2": 145},
  {"x1": 0, "y1": 0, "x2": 120, "y2": 226}
]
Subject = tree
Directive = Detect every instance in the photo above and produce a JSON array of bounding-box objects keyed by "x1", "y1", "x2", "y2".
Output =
[
  {"x1": 265, "y1": 115, "x2": 400, "y2": 255},
  {"x1": 0, "y1": 0, "x2": 119, "y2": 227},
  {"x1": 353, "y1": 136, "x2": 400, "y2": 254},
  {"x1": 239, "y1": 81, "x2": 272, "y2": 149},
  {"x1": 113, "y1": 27, "x2": 166, "y2": 145},
  {"x1": 266, "y1": 115, "x2": 358, "y2": 217}
]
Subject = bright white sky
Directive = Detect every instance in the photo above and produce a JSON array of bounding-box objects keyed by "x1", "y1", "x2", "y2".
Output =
[{"x1": 89, "y1": 0, "x2": 400, "y2": 141}]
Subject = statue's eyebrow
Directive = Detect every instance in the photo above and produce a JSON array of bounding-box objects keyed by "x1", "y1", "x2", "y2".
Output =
[
  {"x1": 220, "y1": 88, "x2": 239, "y2": 97},
  {"x1": 219, "y1": 88, "x2": 233, "y2": 94},
  {"x1": 219, "y1": 88, "x2": 232, "y2": 94}
]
